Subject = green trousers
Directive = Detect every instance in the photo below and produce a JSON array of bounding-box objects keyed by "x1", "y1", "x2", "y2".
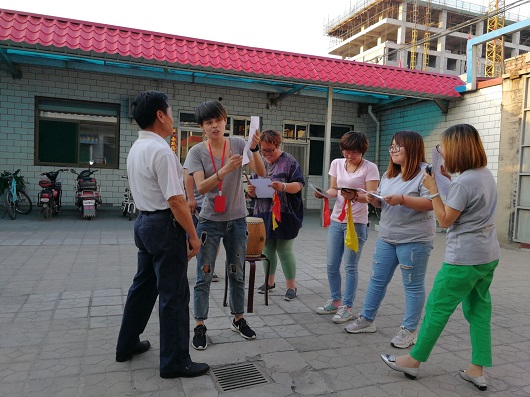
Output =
[
  {"x1": 410, "y1": 259, "x2": 499, "y2": 367},
  {"x1": 262, "y1": 239, "x2": 296, "y2": 280}
]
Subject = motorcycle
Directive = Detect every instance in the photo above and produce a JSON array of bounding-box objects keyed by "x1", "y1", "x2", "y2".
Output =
[
  {"x1": 37, "y1": 168, "x2": 68, "y2": 219},
  {"x1": 70, "y1": 161, "x2": 102, "y2": 219},
  {"x1": 120, "y1": 175, "x2": 137, "y2": 221}
]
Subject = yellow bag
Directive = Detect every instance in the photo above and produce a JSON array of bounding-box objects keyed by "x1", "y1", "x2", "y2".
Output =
[{"x1": 345, "y1": 200, "x2": 359, "y2": 252}]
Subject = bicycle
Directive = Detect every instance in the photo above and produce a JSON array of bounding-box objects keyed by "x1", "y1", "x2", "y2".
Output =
[
  {"x1": 120, "y1": 176, "x2": 137, "y2": 221},
  {"x1": 368, "y1": 202, "x2": 381, "y2": 220},
  {"x1": 1, "y1": 169, "x2": 33, "y2": 220}
]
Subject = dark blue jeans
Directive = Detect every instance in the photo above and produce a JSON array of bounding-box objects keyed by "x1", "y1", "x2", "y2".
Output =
[{"x1": 116, "y1": 210, "x2": 192, "y2": 373}]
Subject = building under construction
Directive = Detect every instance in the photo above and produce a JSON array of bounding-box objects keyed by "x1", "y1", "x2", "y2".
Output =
[{"x1": 326, "y1": 0, "x2": 530, "y2": 76}]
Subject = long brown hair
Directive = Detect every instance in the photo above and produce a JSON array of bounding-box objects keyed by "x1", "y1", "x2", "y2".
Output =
[
  {"x1": 442, "y1": 124, "x2": 487, "y2": 173},
  {"x1": 386, "y1": 130, "x2": 426, "y2": 181}
]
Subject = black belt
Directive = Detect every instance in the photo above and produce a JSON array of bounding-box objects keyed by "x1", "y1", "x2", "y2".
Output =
[{"x1": 139, "y1": 209, "x2": 171, "y2": 215}]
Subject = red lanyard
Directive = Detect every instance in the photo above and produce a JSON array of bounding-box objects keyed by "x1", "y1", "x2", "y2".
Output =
[{"x1": 208, "y1": 139, "x2": 226, "y2": 193}]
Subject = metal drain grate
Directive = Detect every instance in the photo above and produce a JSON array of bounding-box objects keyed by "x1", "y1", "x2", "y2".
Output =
[{"x1": 212, "y1": 363, "x2": 269, "y2": 392}]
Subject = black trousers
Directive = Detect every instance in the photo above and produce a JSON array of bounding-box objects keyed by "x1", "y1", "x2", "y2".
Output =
[{"x1": 117, "y1": 210, "x2": 191, "y2": 373}]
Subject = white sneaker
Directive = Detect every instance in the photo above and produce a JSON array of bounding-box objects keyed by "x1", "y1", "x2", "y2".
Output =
[
  {"x1": 345, "y1": 315, "x2": 377, "y2": 333},
  {"x1": 316, "y1": 299, "x2": 341, "y2": 315},
  {"x1": 332, "y1": 305, "x2": 355, "y2": 323},
  {"x1": 390, "y1": 326, "x2": 418, "y2": 348}
]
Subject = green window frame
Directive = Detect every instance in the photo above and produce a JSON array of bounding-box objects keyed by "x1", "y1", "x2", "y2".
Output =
[{"x1": 35, "y1": 97, "x2": 120, "y2": 168}]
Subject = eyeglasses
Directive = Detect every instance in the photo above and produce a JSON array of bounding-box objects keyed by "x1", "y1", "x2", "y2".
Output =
[
  {"x1": 436, "y1": 144, "x2": 441, "y2": 153},
  {"x1": 388, "y1": 144, "x2": 402, "y2": 153},
  {"x1": 261, "y1": 147, "x2": 276, "y2": 154}
]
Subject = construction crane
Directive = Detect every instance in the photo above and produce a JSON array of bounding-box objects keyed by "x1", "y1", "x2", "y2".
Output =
[
  {"x1": 410, "y1": 0, "x2": 419, "y2": 70},
  {"x1": 422, "y1": 0, "x2": 432, "y2": 71},
  {"x1": 485, "y1": 0, "x2": 505, "y2": 77}
]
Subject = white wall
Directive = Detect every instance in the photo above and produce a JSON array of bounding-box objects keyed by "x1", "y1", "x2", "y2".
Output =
[{"x1": 377, "y1": 85, "x2": 502, "y2": 180}]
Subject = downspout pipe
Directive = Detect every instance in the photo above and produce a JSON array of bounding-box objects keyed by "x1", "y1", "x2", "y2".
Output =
[
  {"x1": 367, "y1": 105, "x2": 380, "y2": 165},
  {"x1": 323, "y1": 87, "x2": 333, "y2": 189}
]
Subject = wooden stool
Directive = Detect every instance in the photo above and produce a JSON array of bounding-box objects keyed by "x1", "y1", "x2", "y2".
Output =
[{"x1": 223, "y1": 254, "x2": 270, "y2": 313}]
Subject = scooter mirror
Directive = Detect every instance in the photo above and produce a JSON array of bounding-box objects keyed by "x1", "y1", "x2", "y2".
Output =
[
  {"x1": 89, "y1": 160, "x2": 94, "y2": 166},
  {"x1": 70, "y1": 169, "x2": 76, "y2": 173}
]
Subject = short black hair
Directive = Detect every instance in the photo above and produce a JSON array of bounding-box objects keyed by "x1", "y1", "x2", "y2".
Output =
[
  {"x1": 132, "y1": 91, "x2": 169, "y2": 130},
  {"x1": 339, "y1": 131, "x2": 369, "y2": 154},
  {"x1": 195, "y1": 100, "x2": 228, "y2": 125}
]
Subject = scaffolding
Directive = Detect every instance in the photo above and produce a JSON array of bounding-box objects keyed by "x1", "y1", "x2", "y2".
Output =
[{"x1": 325, "y1": 0, "x2": 529, "y2": 75}]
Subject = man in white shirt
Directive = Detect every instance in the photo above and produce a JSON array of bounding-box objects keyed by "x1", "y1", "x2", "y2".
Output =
[{"x1": 116, "y1": 91, "x2": 208, "y2": 379}]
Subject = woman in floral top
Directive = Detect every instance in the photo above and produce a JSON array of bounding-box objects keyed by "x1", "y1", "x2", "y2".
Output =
[{"x1": 249, "y1": 129, "x2": 305, "y2": 301}]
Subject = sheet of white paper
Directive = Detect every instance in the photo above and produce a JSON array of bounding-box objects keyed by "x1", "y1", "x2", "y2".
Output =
[
  {"x1": 350, "y1": 187, "x2": 384, "y2": 200},
  {"x1": 243, "y1": 116, "x2": 260, "y2": 165},
  {"x1": 251, "y1": 178, "x2": 275, "y2": 198},
  {"x1": 431, "y1": 147, "x2": 451, "y2": 196},
  {"x1": 308, "y1": 183, "x2": 332, "y2": 199}
]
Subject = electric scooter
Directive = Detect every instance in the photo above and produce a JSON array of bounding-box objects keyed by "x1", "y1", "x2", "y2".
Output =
[
  {"x1": 38, "y1": 168, "x2": 68, "y2": 219},
  {"x1": 121, "y1": 175, "x2": 137, "y2": 220},
  {"x1": 70, "y1": 161, "x2": 102, "y2": 219}
]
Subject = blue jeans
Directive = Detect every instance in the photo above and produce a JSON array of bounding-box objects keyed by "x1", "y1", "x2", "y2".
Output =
[
  {"x1": 117, "y1": 210, "x2": 191, "y2": 374},
  {"x1": 194, "y1": 217, "x2": 247, "y2": 319},
  {"x1": 362, "y1": 238, "x2": 433, "y2": 331},
  {"x1": 326, "y1": 220, "x2": 368, "y2": 308}
]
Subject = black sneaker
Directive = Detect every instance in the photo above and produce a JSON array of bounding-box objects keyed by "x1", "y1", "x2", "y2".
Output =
[
  {"x1": 231, "y1": 318, "x2": 256, "y2": 340},
  {"x1": 212, "y1": 273, "x2": 219, "y2": 282},
  {"x1": 257, "y1": 282, "x2": 275, "y2": 294},
  {"x1": 284, "y1": 288, "x2": 297, "y2": 301},
  {"x1": 192, "y1": 325, "x2": 207, "y2": 350}
]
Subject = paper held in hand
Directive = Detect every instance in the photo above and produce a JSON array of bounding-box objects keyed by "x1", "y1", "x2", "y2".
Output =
[
  {"x1": 243, "y1": 116, "x2": 260, "y2": 165},
  {"x1": 431, "y1": 147, "x2": 451, "y2": 196},
  {"x1": 250, "y1": 178, "x2": 275, "y2": 198},
  {"x1": 309, "y1": 183, "x2": 332, "y2": 199}
]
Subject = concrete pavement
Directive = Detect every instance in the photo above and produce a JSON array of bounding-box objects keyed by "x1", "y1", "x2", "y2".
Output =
[{"x1": 1, "y1": 206, "x2": 529, "y2": 396}]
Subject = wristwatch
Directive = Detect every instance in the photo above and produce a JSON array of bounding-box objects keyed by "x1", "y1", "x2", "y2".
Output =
[
  {"x1": 426, "y1": 192, "x2": 440, "y2": 200},
  {"x1": 250, "y1": 146, "x2": 260, "y2": 152}
]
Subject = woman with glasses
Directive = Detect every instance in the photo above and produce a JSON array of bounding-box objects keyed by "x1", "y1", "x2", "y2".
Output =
[
  {"x1": 314, "y1": 131, "x2": 380, "y2": 323},
  {"x1": 381, "y1": 124, "x2": 499, "y2": 391},
  {"x1": 248, "y1": 130, "x2": 305, "y2": 301},
  {"x1": 345, "y1": 130, "x2": 436, "y2": 349}
]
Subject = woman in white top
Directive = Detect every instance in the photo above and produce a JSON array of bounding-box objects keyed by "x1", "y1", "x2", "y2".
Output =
[{"x1": 314, "y1": 131, "x2": 380, "y2": 323}]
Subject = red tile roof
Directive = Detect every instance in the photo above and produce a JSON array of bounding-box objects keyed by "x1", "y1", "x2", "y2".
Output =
[{"x1": 0, "y1": 9, "x2": 463, "y2": 99}]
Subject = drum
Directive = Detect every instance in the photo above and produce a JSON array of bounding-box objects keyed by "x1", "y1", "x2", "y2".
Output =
[{"x1": 246, "y1": 217, "x2": 266, "y2": 258}]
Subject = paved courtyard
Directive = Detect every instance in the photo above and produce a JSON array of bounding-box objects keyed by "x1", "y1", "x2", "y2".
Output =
[{"x1": 0, "y1": 206, "x2": 529, "y2": 396}]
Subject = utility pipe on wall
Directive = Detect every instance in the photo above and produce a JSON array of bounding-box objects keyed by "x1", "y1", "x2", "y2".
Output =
[
  {"x1": 323, "y1": 87, "x2": 333, "y2": 189},
  {"x1": 367, "y1": 105, "x2": 380, "y2": 165}
]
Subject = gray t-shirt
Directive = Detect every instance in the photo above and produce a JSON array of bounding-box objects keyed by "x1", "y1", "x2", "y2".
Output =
[
  {"x1": 183, "y1": 155, "x2": 204, "y2": 208},
  {"x1": 378, "y1": 163, "x2": 436, "y2": 244},
  {"x1": 186, "y1": 136, "x2": 250, "y2": 221},
  {"x1": 444, "y1": 167, "x2": 500, "y2": 265}
]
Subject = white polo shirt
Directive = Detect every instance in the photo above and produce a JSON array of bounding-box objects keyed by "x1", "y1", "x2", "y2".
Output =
[{"x1": 127, "y1": 130, "x2": 184, "y2": 212}]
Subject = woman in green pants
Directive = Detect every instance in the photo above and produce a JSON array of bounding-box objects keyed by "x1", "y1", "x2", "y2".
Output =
[
  {"x1": 249, "y1": 129, "x2": 305, "y2": 301},
  {"x1": 380, "y1": 124, "x2": 500, "y2": 392}
]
